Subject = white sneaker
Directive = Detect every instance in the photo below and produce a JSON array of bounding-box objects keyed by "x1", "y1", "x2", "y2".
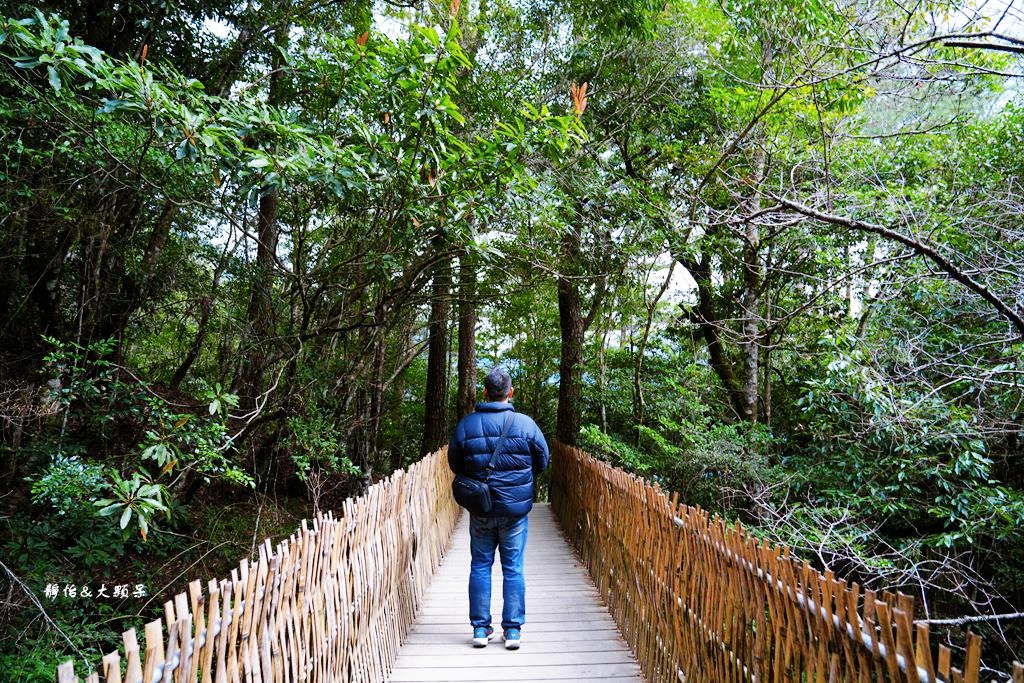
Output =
[{"x1": 503, "y1": 628, "x2": 520, "y2": 650}]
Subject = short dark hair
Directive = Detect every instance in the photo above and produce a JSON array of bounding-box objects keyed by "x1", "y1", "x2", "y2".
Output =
[{"x1": 484, "y1": 367, "x2": 511, "y2": 400}]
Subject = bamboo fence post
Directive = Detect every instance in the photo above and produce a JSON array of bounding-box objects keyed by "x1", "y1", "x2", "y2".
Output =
[
  {"x1": 964, "y1": 633, "x2": 981, "y2": 683},
  {"x1": 57, "y1": 660, "x2": 78, "y2": 683},
  {"x1": 123, "y1": 629, "x2": 143, "y2": 683},
  {"x1": 200, "y1": 580, "x2": 218, "y2": 683},
  {"x1": 186, "y1": 582, "x2": 203, "y2": 683},
  {"x1": 143, "y1": 619, "x2": 163, "y2": 683},
  {"x1": 177, "y1": 615, "x2": 194, "y2": 683}
]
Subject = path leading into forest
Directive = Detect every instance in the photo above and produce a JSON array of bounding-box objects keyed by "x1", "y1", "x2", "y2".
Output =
[{"x1": 388, "y1": 503, "x2": 645, "y2": 682}]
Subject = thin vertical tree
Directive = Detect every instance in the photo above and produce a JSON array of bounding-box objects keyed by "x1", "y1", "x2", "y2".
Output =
[
  {"x1": 456, "y1": 247, "x2": 478, "y2": 419},
  {"x1": 421, "y1": 242, "x2": 452, "y2": 455}
]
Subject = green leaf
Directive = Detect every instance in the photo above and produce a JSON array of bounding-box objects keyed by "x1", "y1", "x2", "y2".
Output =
[
  {"x1": 142, "y1": 444, "x2": 170, "y2": 464},
  {"x1": 119, "y1": 506, "x2": 132, "y2": 529},
  {"x1": 45, "y1": 65, "x2": 60, "y2": 92},
  {"x1": 417, "y1": 25, "x2": 440, "y2": 46},
  {"x1": 96, "y1": 502, "x2": 121, "y2": 516},
  {"x1": 138, "y1": 484, "x2": 160, "y2": 497},
  {"x1": 99, "y1": 99, "x2": 135, "y2": 114},
  {"x1": 175, "y1": 139, "x2": 192, "y2": 160}
]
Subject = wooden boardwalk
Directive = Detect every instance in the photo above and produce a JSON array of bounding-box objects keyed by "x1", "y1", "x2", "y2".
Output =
[{"x1": 388, "y1": 503, "x2": 644, "y2": 682}]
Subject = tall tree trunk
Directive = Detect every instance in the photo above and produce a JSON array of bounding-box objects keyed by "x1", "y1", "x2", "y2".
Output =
[
  {"x1": 0, "y1": 214, "x2": 24, "y2": 339},
  {"x1": 762, "y1": 238, "x2": 774, "y2": 428},
  {"x1": 79, "y1": 222, "x2": 110, "y2": 341},
  {"x1": 390, "y1": 321, "x2": 416, "y2": 472},
  {"x1": 556, "y1": 222, "x2": 590, "y2": 445},
  {"x1": 93, "y1": 198, "x2": 177, "y2": 348},
  {"x1": 556, "y1": 268, "x2": 585, "y2": 445},
  {"x1": 138, "y1": 202, "x2": 176, "y2": 298},
  {"x1": 368, "y1": 335, "x2": 386, "y2": 469},
  {"x1": 555, "y1": 223, "x2": 608, "y2": 445},
  {"x1": 347, "y1": 327, "x2": 388, "y2": 480},
  {"x1": 420, "y1": 249, "x2": 451, "y2": 455},
  {"x1": 238, "y1": 192, "x2": 280, "y2": 407},
  {"x1": 171, "y1": 295, "x2": 213, "y2": 388},
  {"x1": 739, "y1": 146, "x2": 765, "y2": 422},
  {"x1": 456, "y1": 248, "x2": 477, "y2": 420},
  {"x1": 762, "y1": 338, "x2": 773, "y2": 428}
]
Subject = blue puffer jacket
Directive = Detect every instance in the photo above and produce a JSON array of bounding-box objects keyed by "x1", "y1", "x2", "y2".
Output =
[{"x1": 448, "y1": 402, "x2": 549, "y2": 517}]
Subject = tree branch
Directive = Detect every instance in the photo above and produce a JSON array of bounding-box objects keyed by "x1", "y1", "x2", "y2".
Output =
[
  {"x1": 770, "y1": 198, "x2": 1024, "y2": 337},
  {"x1": 943, "y1": 40, "x2": 1024, "y2": 55},
  {"x1": 916, "y1": 612, "x2": 1024, "y2": 626}
]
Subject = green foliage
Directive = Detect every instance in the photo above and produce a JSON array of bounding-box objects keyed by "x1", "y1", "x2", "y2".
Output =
[
  {"x1": 0, "y1": 616, "x2": 124, "y2": 683},
  {"x1": 580, "y1": 340, "x2": 773, "y2": 513},
  {"x1": 793, "y1": 331, "x2": 1024, "y2": 547},
  {"x1": 286, "y1": 409, "x2": 359, "y2": 483},
  {"x1": 204, "y1": 383, "x2": 239, "y2": 417},
  {"x1": 579, "y1": 424, "x2": 653, "y2": 473},
  {"x1": 32, "y1": 337, "x2": 250, "y2": 541},
  {"x1": 94, "y1": 472, "x2": 169, "y2": 542},
  {"x1": 30, "y1": 454, "x2": 107, "y2": 517}
]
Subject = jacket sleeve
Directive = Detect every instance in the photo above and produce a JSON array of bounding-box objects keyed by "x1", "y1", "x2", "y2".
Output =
[
  {"x1": 529, "y1": 422, "x2": 549, "y2": 475},
  {"x1": 447, "y1": 425, "x2": 463, "y2": 474}
]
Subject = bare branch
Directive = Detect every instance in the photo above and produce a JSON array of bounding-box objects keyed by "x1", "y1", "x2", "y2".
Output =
[
  {"x1": 943, "y1": 40, "x2": 1024, "y2": 55},
  {"x1": 917, "y1": 612, "x2": 1024, "y2": 626},
  {"x1": 768, "y1": 198, "x2": 1024, "y2": 337}
]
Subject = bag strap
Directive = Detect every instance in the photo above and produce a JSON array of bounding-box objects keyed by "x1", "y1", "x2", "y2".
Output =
[{"x1": 486, "y1": 412, "x2": 515, "y2": 472}]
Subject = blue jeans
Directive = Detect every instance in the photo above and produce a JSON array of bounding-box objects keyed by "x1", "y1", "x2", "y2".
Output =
[{"x1": 468, "y1": 513, "x2": 528, "y2": 631}]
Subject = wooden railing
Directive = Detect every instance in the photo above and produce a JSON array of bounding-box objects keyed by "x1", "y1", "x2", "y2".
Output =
[
  {"x1": 550, "y1": 441, "x2": 1022, "y2": 683},
  {"x1": 56, "y1": 447, "x2": 460, "y2": 683}
]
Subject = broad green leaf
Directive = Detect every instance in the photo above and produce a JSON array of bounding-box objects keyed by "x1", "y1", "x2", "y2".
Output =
[{"x1": 96, "y1": 503, "x2": 121, "y2": 516}]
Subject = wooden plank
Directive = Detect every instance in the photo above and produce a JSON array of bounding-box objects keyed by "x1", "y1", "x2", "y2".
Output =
[
  {"x1": 392, "y1": 650, "x2": 637, "y2": 668},
  {"x1": 400, "y1": 628, "x2": 625, "y2": 644},
  {"x1": 388, "y1": 663, "x2": 643, "y2": 681},
  {"x1": 396, "y1": 638, "x2": 630, "y2": 656}
]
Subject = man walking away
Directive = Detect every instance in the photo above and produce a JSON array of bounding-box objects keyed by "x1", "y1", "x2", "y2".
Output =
[{"x1": 447, "y1": 367, "x2": 549, "y2": 650}]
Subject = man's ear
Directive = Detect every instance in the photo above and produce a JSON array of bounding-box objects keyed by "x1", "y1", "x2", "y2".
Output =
[{"x1": 508, "y1": 387, "x2": 514, "y2": 399}]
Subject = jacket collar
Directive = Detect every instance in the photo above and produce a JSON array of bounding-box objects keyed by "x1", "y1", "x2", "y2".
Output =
[{"x1": 476, "y1": 401, "x2": 515, "y2": 412}]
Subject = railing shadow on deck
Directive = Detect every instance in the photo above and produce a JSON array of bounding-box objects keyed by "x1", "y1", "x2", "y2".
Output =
[
  {"x1": 56, "y1": 447, "x2": 459, "y2": 683},
  {"x1": 549, "y1": 441, "x2": 1021, "y2": 683}
]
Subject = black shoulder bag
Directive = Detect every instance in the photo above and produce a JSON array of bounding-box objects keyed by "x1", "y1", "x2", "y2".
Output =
[{"x1": 452, "y1": 412, "x2": 514, "y2": 515}]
